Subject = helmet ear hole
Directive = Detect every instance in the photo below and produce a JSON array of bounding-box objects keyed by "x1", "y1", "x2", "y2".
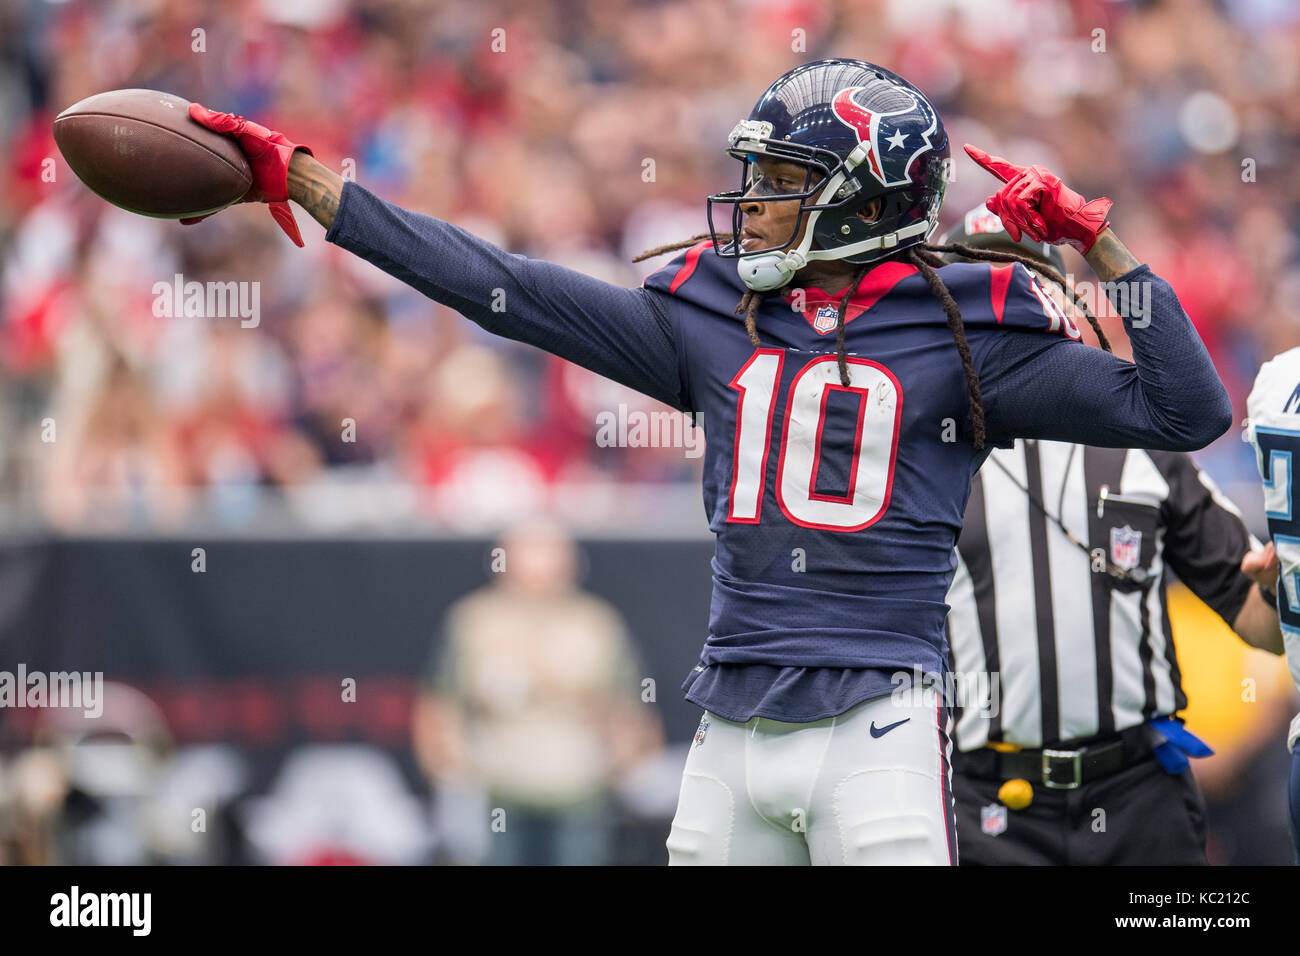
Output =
[{"x1": 857, "y1": 198, "x2": 884, "y2": 223}]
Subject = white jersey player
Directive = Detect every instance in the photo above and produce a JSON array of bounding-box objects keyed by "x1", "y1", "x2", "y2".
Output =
[{"x1": 1245, "y1": 347, "x2": 1300, "y2": 862}]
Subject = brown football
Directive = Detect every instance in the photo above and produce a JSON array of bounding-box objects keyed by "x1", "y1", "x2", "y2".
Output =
[{"x1": 53, "y1": 89, "x2": 252, "y2": 219}]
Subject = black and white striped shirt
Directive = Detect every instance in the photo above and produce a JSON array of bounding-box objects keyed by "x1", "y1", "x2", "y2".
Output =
[{"x1": 947, "y1": 439, "x2": 1255, "y2": 751}]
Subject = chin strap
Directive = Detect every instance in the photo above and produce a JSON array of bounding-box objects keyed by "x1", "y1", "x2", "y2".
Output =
[
  {"x1": 737, "y1": 220, "x2": 932, "y2": 291},
  {"x1": 736, "y1": 139, "x2": 936, "y2": 292}
]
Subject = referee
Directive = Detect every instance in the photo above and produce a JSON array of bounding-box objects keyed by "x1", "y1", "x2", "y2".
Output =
[{"x1": 939, "y1": 207, "x2": 1284, "y2": 865}]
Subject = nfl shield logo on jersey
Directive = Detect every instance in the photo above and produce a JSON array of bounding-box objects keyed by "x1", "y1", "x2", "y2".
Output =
[
  {"x1": 1110, "y1": 525, "x2": 1142, "y2": 571},
  {"x1": 813, "y1": 304, "x2": 839, "y2": 334},
  {"x1": 981, "y1": 802, "x2": 1008, "y2": 837}
]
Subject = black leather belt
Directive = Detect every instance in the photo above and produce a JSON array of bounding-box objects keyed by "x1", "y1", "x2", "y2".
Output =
[{"x1": 952, "y1": 724, "x2": 1154, "y2": 790}]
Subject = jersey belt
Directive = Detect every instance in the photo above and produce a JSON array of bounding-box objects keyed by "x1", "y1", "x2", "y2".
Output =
[{"x1": 952, "y1": 724, "x2": 1154, "y2": 790}]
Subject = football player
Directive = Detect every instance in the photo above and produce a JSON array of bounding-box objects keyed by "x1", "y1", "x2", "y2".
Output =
[
  {"x1": 179, "y1": 58, "x2": 1232, "y2": 865},
  {"x1": 1245, "y1": 350, "x2": 1300, "y2": 864}
]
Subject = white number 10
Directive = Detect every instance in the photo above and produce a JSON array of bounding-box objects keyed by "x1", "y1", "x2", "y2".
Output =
[{"x1": 727, "y1": 350, "x2": 903, "y2": 532}]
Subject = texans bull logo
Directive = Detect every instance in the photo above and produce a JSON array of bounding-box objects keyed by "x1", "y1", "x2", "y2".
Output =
[{"x1": 830, "y1": 86, "x2": 939, "y2": 190}]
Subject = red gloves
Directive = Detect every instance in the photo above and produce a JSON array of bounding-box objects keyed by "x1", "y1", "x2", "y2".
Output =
[
  {"x1": 181, "y1": 103, "x2": 313, "y2": 247},
  {"x1": 964, "y1": 144, "x2": 1112, "y2": 255}
]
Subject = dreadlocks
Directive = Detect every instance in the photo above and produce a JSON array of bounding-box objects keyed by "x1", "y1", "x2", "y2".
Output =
[
  {"x1": 924, "y1": 241, "x2": 1111, "y2": 353},
  {"x1": 901, "y1": 244, "x2": 985, "y2": 447},
  {"x1": 634, "y1": 234, "x2": 1113, "y2": 451}
]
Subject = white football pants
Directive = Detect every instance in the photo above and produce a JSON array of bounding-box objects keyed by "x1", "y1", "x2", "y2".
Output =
[{"x1": 666, "y1": 691, "x2": 956, "y2": 865}]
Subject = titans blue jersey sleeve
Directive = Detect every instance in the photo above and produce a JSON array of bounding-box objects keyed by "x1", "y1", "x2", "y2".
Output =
[
  {"x1": 967, "y1": 261, "x2": 1232, "y2": 450},
  {"x1": 1246, "y1": 348, "x2": 1300, "y2": 752},
  {"x1": 326, "y1": 182, "x2": 690, "y2": 411}
]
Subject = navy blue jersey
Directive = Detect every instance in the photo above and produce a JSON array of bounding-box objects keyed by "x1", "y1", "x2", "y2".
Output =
[
  {"x1": 326, "y1": 182, "x2": 1232, "y2": 722},
  {"x1": 646, "y1": 247, "x2": 1076, "y2": 676}
]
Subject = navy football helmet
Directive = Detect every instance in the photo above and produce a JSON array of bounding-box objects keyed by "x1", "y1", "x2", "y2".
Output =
[{"x1": 708, "y1": 58, "x2": 950, "y2": 291}]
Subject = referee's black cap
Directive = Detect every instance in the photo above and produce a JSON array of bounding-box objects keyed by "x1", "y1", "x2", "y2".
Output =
[{"x1": 936, "y1": 202, "x2": 1067, "y2": 274}]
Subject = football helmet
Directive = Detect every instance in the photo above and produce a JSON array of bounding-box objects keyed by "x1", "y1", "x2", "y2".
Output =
[{"x1": 708, "y1": 58, "x2": 950, "y2": 291}]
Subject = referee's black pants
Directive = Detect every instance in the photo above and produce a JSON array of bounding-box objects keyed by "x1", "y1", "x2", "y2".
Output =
[{"x1": 953, "y1": 756, "x2": 1209, "y2": 865}]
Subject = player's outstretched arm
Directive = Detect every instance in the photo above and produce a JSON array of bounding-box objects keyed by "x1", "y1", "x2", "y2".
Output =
[
  {"x1": 322, "y1": 179, "x2": 691, "y2": 409},
  {"x1": 190, "y1": 107, "x2": 690, "y2": 411},
  {"x1": 288, "y1": 151, "x2": 344, "y2": 231}
]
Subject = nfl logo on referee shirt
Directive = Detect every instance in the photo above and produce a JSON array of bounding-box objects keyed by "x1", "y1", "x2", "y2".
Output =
[
  {"x1": 695, "y1": 717, "x2": 710, "y2": 747},
  {"x1": 980, "y1": 803, "x2": 1007, "y2": 837},
  {"x1": 1109, "y1": 525, "x2": 1142, "y2": 571},
  {"x1": 813, "y1": 305, "x2": 839, "y2": 334}
]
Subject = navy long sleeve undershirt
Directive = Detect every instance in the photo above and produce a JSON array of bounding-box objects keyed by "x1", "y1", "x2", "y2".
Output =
[
  {"x1": 977, "y1": 276, "x2": 1232, "y2": 451},
  {"x1": 327, "y1": 183, "x2": 689, "y2": 412}
]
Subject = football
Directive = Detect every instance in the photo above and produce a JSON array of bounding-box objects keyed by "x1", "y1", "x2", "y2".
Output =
[{"x1": 53, "y1": 89, "x2": 252, "y2": 218}]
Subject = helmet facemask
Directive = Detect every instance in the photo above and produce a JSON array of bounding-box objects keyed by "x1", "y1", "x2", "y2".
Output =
[
  {"x1": 706, "y1": 123, "x2": 842, "y2": 259},
  {"x1": 707, "y1": 122, "x2": 943, "y2": 291}
]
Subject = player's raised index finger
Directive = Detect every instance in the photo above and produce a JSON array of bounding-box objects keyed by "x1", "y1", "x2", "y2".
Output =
[{"x1": 963, "y1": 144, "x2": 1023, "y2": 184}]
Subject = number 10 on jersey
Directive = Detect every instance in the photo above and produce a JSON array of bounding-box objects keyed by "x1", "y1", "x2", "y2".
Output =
[{"x1": 727, "y1": 350, "x2": 903, "y2": 532}]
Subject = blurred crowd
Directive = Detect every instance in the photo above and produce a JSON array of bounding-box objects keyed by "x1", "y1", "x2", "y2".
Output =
[
  {"x1": 1, "y1": 0, "x2": 1299, "y2": 530},
  {"x1": 4, "y1": 0, "x2": 1299, "y2": 867}
]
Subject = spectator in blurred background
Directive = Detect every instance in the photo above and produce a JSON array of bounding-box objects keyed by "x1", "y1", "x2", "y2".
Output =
[
  {"x1": 412, "y1": 518, "x2": 662, "y2": 865},
  {"x1": 4, "y1": 683, "x2": 175, "y2": 865},
  {"x1": 7, "y1": 0, "x2": 1298, "y2": 532}
]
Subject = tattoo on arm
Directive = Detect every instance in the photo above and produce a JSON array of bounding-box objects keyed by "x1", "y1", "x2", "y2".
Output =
[
  {"x1": 1083, "y1": 228, "x2": 1142, "y2": 281},
  {"x1": 288, "y1": 151, "x2": 344, "y2": 231}
]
